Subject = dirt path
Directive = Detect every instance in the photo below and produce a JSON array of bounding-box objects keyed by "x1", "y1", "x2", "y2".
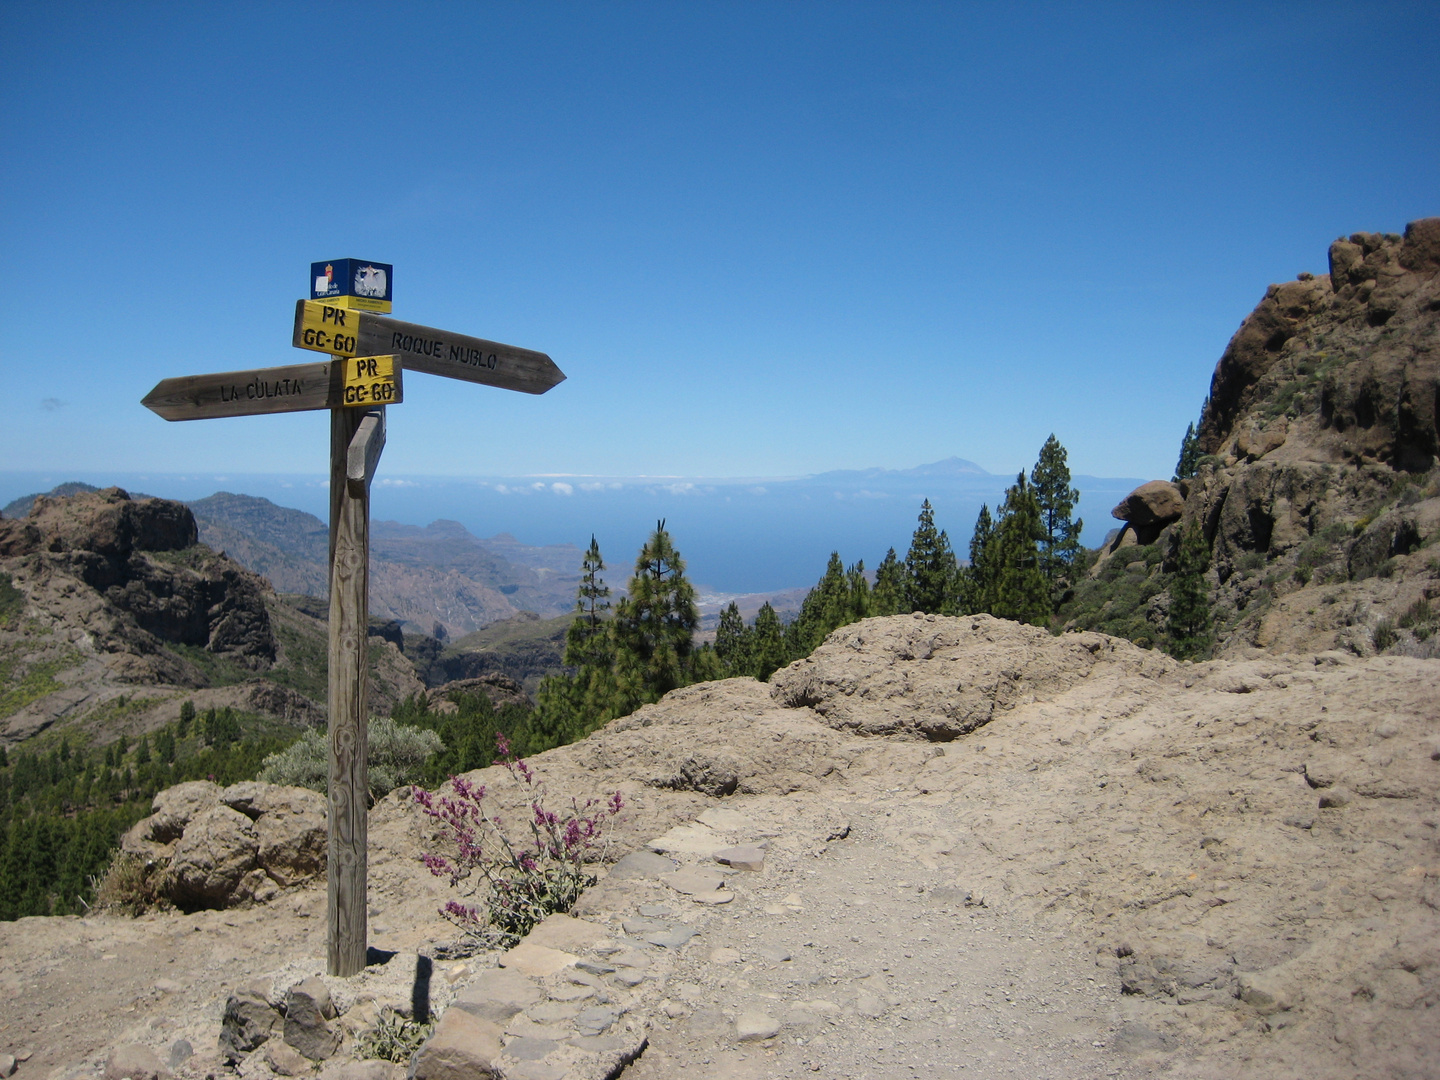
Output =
[{"x1": 616, "y1": 804, "x2": 1156, "y2": 1080}]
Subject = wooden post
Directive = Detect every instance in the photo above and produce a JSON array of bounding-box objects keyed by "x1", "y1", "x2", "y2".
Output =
[
  {"x1": 327, "y1": 404, "x2": 372, "y2": 976},
  {"x1": 144, "y1": 264, "x2": 565, "y2": 978}
]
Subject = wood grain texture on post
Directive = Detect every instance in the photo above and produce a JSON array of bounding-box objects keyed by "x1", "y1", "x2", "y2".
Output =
[{"x1": 327, "y1": 406, "x2": 370, "y2": 977}]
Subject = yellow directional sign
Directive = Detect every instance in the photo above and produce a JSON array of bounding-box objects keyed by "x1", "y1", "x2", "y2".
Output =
[
  {"x1": 341, "y1": 355, "x2": 400, "y2": 408},
  {"x1": 293, "y1": 300, "x2": 566, "y2": 395},
  {"x1": 297, "y1": 301, "x2": 361, "y2": 356}
]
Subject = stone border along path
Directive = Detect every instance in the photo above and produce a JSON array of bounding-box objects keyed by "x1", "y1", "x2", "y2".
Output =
[{"x1": 403, "y1": 794, "x2": 1159, "y2": 1080}]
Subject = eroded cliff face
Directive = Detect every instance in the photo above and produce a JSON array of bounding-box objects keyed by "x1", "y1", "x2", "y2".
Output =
[
  {"x1": 1197, "y1": 218, "x2": 1440, "y2": 471},
  {"x1": 1104, "y1": 219, "x2": 1440, "y2": 658},
  {"x1": 0, "y1": 487, "x2": 277, "y2": 683},
  {"x1": 0, "y1": 488, "x2": 425, "y2": 747}
]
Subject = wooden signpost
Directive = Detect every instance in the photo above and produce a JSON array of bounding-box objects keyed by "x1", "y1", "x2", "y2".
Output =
[
  {"x1": 141, "y1": 357, "x2": 402, "y2": 420},
  {"x1": 294, "y1": 300, "x2": 565, "y2": 394},
  {"x1": 143, "y1": 264, "x2": 566, "y2": 976}
]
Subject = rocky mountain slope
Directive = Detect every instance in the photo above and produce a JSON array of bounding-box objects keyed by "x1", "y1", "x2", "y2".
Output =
[
  {"x1": 0, "y1": 488, "x2": 422, "y2": 749},
  {"x1": 1, "y1": 613, "x2": 1434, "y2": 1080},
  {"x1": 1092, "y1": 218, "x2": 1440, "y2": 659},
  {"x1": 188, "y1": 494, "x2": 581, "y2": 637}
]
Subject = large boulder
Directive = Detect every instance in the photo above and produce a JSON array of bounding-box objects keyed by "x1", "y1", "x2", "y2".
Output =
[
  {"x1": 222, "y1": 782, "x2": 328, "y2": 887},
  {"x1": 149, "y1": 780, "x2": 223, "y2": 841},
  {"x1": 771, "y1": 613, "x2": 1174, "y2": 742},
  {"x1": 1111, "y1": 481, "x2": 1185, "y2": 531},
  {"x1": 1107, "y1": 480, "x2": 1186, "y2": 546},
  {"x1": 129, "y1": 780, "x2": 328, "y2": 904},
  {"x1": 121, "y1": 779, "x2": 223, "y2": 859},
  {"x1": 167, "y1": 805, "x2": 259, "y2": 907}
]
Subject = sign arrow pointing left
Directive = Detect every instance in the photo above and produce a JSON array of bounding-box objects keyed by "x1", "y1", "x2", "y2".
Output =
[{"x1": 142, "y1": 358, "x2": 402, "y2": 421}]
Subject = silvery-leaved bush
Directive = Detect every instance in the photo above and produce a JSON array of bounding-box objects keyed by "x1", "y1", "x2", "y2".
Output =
[{"x1": 414, "y1": 733, "x2": 623, "y2": 948}]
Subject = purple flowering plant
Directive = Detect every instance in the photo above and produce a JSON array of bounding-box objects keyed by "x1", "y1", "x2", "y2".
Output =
[{"x1": 413, "y1": 733, "x2": 624, "y2": 947}]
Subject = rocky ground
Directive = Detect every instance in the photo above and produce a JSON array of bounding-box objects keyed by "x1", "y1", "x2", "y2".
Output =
[{"x1": 1, "y1": 614, "x2": 1435, "y2": 1080}]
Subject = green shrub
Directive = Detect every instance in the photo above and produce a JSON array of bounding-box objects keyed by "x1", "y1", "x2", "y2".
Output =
[
  {"x1": 92, "y1": 851, "x2": 168, "y2": 916},
  {"x1": 0, "y1": 574, "x2": 23, "y2": 625},
  {"x1": 1373, "y1": 619, "x2": 1397, "y2": 652},
  {"x1": 1399, "y1": 598, "x2": 1436, "y2": 642},
  {"x1": 1399, "y1": 598, "x2": 1431, "y2": 627},
  {"x1": 257, "y1": 716, "x2": 442, "y2": 800},
  {"x1": 354, "y1": 1008, "x2": 434, "y2": 1062},
  {"x1": 1051, "y1": 546, "x2": 1166, "y2": 649}
]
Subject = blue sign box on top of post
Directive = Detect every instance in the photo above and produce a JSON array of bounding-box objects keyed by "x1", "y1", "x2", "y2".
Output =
[{"x1": 310, "y1": 259, "x2": 394, "y2": 313}]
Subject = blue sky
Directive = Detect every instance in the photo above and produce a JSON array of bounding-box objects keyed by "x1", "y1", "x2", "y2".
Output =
[{"x1": 2, "y1": 2, "x2": 1436, "y2": 488}]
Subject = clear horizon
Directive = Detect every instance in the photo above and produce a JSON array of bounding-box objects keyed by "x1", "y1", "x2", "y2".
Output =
[{"x1": 0, "y1": 455, "x2": 1147, "y2": 594}]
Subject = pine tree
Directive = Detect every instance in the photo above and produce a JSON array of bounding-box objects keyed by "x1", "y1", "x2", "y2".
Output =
[
  {"x1": 991, "y1": 474, "x2": 1052, "y2": 626},
  {"x1": 611, "y1": 521, "x2": 700, "y2": 713},
  {"x1": 963, "y1": 504, "x2": 996, "y2": 614},
  {"x1": 1166, "y1": 519, "x2": 1213, "y2": 660},
  {"x1": 846, "y1": 559, "x2": 871, "y2": 623},
  {"x1": 715, "y1": 602, "x2": 752, "y2": 677},
  {"x1": 564, "y1": 535, "x2": 612, "y2": 668},
  {"x1": 1030, "y1": 435, "x2": 1083, "y2": 603},
  {"x1": 1173, "y1": 422, "x2": 1201, "y2": 482},
  {"x1": 871, "y1": 548, "x2": 907, "y2": 616},
  {"x1": 535, "y1": 536, "x2": 616, "y2": 745},
  {"x1": 750, "y1": 602, "x2": 788, "y2": 681},
  {"x1": 904, "y1": 500, "x2": 958, "y2": 614},
  {"x1": 787, "y1": 552, "x2": 851, "y2": 658},
  {"x1": 134, "y1": 735, "x2": 151, "y2": 766},
  {"x1": 177, "y1": 700, "x2": 195, "y2": 738}
]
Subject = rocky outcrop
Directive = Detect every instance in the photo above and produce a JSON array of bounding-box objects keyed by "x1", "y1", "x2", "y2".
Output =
[
  {"x1": 427, "y1": 672, "x2": 532, "y2": 711},
  {"x1": 771, "y1": 613, "x2": 1173, "y2": 741},
  {"x1": 121, "y1": 780, "x2": 327, "y2": 907},
  {"x1": 167, "y1": 805, "x2": 260, "y2": 907},
  {"x1": 1198, "y1": 219, "x2": 1440, "y2": 471},
  {"x1": 1071, "y1": 219, "x2": 1440, "y2": 658},
  {"x1": 0, "y1": 487, "x2": 196, "y2": 559},
  {"x1": 0, "y1": 488, "x2": 276, "y2": 683}
]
